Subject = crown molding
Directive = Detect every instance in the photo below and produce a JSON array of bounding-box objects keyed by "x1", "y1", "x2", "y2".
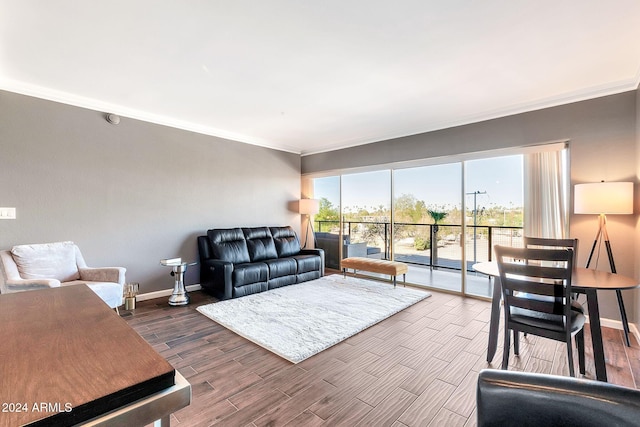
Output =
[{"x1": 0, "y1": 79, "x2": 303, "y2": 155}]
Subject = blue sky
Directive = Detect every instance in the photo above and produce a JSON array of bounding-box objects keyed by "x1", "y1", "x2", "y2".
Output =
[{"x1": 314, "y1": 155, "x2": 523, "y2": 210}]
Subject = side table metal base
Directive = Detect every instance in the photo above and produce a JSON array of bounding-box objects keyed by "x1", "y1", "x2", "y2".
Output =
[
  {"x1": 168, "y1": 289, "x2": 189, "y2": 306},
  {"x1": 161, "y1": 259, "x2": 196, "y2": 307}
]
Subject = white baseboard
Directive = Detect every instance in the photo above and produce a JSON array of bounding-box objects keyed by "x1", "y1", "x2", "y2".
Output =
[
  {"x1": 587, "y1": 315, "x2": 640, "y2": 344},
  {"x1": 136, "y1": 284, "x2": 202, "y2": 302}
]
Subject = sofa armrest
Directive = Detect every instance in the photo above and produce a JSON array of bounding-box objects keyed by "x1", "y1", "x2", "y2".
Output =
[
  {"x1": 202, "y1": 259, "x2": 234, "y2": 300},
  {"x1": 79, "y1": 267, "x2": 126, "y2": 285},
  {"x1": 300, "y1": 248, "x2": 325, "y2": 276},
  {"x1": 477, "y1": 369, "x2": 640, "y2": 427}
]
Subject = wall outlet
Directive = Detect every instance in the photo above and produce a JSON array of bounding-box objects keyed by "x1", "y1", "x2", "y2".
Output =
[{"x1": 0, "y1": 207, "x2": 16, "y2": 219}]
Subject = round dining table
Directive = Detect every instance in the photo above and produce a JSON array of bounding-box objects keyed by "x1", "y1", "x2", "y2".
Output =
[{"x1": 473, "y1": 261, "x2": 639, "y2": 382}]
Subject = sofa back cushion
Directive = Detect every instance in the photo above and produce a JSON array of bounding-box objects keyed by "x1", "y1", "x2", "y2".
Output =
[
  {"x1": 207, "y1": 228, "x2": 251, "y2": 263},
  {"x1": 11, "y1": 241, "x2": 80, "y2": 282},
  {"x1": 270, "y1": 226, "x2": 301, "y2": 258},
  {"x1": 243, "y1": 227, "x2": 278, "y2": 261}
]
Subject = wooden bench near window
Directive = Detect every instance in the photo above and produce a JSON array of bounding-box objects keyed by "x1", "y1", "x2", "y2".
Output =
[{"x1": 340, "y1": 257, "x2": 408, "y2": 287}]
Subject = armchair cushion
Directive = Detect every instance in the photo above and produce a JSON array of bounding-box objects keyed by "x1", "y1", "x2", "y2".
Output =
[
  {"x1": 65, "y1": 280, "x2": 124, "y2": 309},
  {"x1": 11, "y1": 241, "x2": 80, "y2": 282}
]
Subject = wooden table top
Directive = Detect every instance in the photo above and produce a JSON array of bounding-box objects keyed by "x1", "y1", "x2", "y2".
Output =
[
  {"x1": 0, "y1": 285, "x2": 175, "y2": 427},
  {"x1": 473, "y1": 262, "x2": 639, "y2": 291}
]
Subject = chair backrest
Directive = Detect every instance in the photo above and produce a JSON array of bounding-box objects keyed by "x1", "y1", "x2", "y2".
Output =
[
  {"x1": 10, "y1": 241, "x2": 82, "y2": 282},
  {"x1": 494, "y1": 245, "x2": 574, "y2": 334},
  {"x1": 524, "y1": 236, "x2": 578, "y2": 263}
]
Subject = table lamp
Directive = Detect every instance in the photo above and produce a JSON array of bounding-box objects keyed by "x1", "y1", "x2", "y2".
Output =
[
  {"x1": 574, "y1": 180, "x2": 633, "y2": 345},
  {"x1": 299, "y1": 198, "x2": 320, "y2": 248}
]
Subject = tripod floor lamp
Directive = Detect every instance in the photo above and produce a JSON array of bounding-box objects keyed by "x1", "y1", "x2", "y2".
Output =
[
  {"x1": 299, "y1": 198, "x2": 319, "y2": 248},
  {"x1": 574, "y1": 181, "x2": 634, "y2": 346}
]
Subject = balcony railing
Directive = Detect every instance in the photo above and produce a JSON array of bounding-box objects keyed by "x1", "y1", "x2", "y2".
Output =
[{"x1": 315, "y1": 220, "x2": 523, "y2": 271}]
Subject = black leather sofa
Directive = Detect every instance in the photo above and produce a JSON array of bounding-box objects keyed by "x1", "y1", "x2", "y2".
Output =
[
  {"x1": 197, "y1": 226, "x2": 324, "y2": 300},
  {"x1": 477, "y1": 369, "x2": 640, "y2": 426}
]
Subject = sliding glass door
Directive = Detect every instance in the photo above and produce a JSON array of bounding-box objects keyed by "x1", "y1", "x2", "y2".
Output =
[
  {"x1": 465, "y1": 155, "x2": 523, "y2": 297},
  {"x1": 342, "y1": 170, "x2": 391, "y2": 277},
  {"x1": 312, "y1": 176, "x2": 341, "y2": 269},
  {"x1": 393, "y1": 163, "x2": 463, "y2": 292},
  {"x1": 310, "y1": 151, "x2": 530, "y2": 298}
]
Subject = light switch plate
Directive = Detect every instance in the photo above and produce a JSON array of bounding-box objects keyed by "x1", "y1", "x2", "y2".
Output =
[{"x1": 0, "y1": 207, "x2": 16, "y2": 219}]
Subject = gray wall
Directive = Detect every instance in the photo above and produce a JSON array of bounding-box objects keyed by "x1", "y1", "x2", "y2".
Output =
[
  {"x1": 303, "y1": 91, "x2": 639, "y2": 324},
  {"x1": 0, "y1": 91, "x2": 301, "y2": 293},
  {"x1": 636, "y1": 88, "x2": 640, "y2": 334}
]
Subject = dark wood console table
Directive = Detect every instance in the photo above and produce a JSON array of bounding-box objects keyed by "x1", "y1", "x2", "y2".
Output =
[{"x1": 0, "y1": 285, "x2": 190, "y2": 426}]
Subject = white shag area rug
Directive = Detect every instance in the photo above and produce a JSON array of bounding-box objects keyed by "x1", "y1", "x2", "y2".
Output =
[{"x1": 196, "y1": 274, "x2": 430, "y2": 363}]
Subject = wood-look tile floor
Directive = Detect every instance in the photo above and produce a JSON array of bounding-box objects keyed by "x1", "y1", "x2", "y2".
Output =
[{"x1": 123, "y1": 277, "x2": 640, "y2": 427}]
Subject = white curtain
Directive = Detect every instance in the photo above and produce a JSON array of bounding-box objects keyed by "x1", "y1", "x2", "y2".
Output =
[{"x1": 523, "y1": 149, "x2": 568, "y2": 238}]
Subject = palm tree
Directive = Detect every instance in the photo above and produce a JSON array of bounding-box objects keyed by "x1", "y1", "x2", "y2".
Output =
[
  {"x1": 427, "y1": 209, "x2": 448, "y2": 267},
  {"x1": 427, "y1": 209, "x2": 447, "y2": 231}
]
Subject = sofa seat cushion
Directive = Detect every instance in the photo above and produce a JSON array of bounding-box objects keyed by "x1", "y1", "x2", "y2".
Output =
[
  {"x1": 264, "y1": 258, "x2": 297, "y2": 279},
  {"x1": 62, "y1": 281, "x2": 123, "y2": 309},
  {"x1": 296, "y1": 270, "x2": 321, "y2": 283},
  {"x1": 234, "y1": 282, "x2": 267, "y2": 298},
  {"x1": 11, "y1": 241, "x2": 80, "y2": 282},
  {"x1": 293, "y1": 254, "x2": 321, "y2": 274},
  {"x1": 510, "y1": 306, "x2": 586, "y2": 334},
  {"x1": 232, "y1": 262, "x2": 268, "y2": 287},
  {"x1": 268, "y1": 275, "x2": 297, "y2": 289}
]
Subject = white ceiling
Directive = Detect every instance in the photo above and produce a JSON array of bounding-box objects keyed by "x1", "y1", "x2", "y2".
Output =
[{"x1": 2, "y1": 1, "x2": 640, "y2": 155}]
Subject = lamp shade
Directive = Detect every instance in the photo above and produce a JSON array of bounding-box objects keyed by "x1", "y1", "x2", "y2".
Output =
[
  {"x1": 299, "y1": 198, "x2": 319, "y2": 215},
  {"x1": 574, "y1": 182, "x2": 633, "y2": 215}
]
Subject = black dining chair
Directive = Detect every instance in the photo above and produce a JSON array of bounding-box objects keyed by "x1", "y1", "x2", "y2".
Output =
[
  {"x1": 494, "y1": 245, "x2": 586, "y2": 377},
  {"x1": 525, "y1": 236, "x2": 632, "y2": 347},
  {"x1": 520, "y1": 237, "x2": 583, "y2": 342}
]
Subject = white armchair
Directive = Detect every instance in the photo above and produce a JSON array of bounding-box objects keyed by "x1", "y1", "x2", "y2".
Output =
[{"x1": 0, "y1": 241, "x2": 125, "y2": 310}]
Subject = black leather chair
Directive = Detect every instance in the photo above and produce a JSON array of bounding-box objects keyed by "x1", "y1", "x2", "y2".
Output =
[{"x1": 477, "y1": 369, "x2": 640, "y2": 427}]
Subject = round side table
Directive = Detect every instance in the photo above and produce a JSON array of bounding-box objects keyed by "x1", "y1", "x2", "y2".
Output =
[{"x1": 160, "y1": 258, "x2": 197, "y2": 306}]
